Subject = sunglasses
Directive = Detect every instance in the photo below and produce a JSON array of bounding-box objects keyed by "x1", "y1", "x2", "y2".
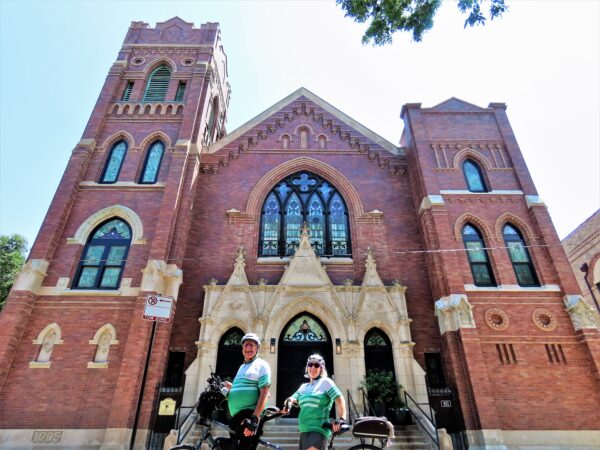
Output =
[{"x1": 307, "y1": 362, "x2": 322, "y2": 368}]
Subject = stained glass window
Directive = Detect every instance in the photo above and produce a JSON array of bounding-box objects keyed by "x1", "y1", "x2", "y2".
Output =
[
  {"x1": 261, "y1": 193, "x2": 280, "y2": 256},
  {"x1": 503, "y1": 224, "x2": 539, "y2": 286},
  {"x1": 463, "y1": 224, "x2": 496, "y2": 286},
  {"x1": 100, "y1": 141, "x2": 127, "y2": 183},
  {"x1": 259, "y1": 171, "x2": 351, "y2": 257},
  {"x1": 283, "y1": 316, "x2": 327, "y2": 342},
  {"x1": 74, "y1": 218, "x2": 131, "y2": 289},
  {"x1": 222, "y1": 328, "x2": 244, "y2": 347},
  {"x1": 463, "y1": 159, "x2": 487, "y2": 192},
  {"x1": 139, "y1": 141, "x2": 165, "y2": 184},
  {"x1": 365, "y1": 329, "x2": 388, "y2": 347}
]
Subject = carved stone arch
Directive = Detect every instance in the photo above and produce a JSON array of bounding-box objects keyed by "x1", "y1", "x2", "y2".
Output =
[
  {"x1": 209, "y1": 318, "x2": 251, "y2": 348},
  {"x1": 90, "y1": 323, "x2": 118, "y2": 344},
  {"x1": 279, "y1": 133, "x2": 291, "y2": 149},
  {"x1": 293, "y1": 124, "x2": 315, "y2": 136},
  {"x1": 33, "y1": 322, "x2": 63, "y2": 344},
  {"x1": 264, "y1": 296, "x2": 348, "y2": 343},
  {"x1": 360, "y1": 321, "x2": 399, "y2": 346},
  {"x1": 246, "y1": 157, "x2": 365, "y2": 220},
  {"x1": 89, "y1": 324, "x2": 119, "y2": 365},
  {"x1": 32, "y1": 323, "x2": 63, "y2": 365},
  {"x1": 143, "y1": 57, "x2": 177, "y2": 74},
  {"x1": 453, "y1": 148, "x2": 493, "y2": 171},
  {"x1": 138, "y1": 131, "x2": 173, "y2": 152},
  {"x1": 454, "y1": 212, "x2": 495, "y2": 242},
  {"x1": 69, "y1": 205, "x2": 145, "y2": 245},
  {"x1": 495, "y1": 212, "x2": 537, "y2": 242},
  {"x1": 99, "y1": 131, "x2": 135, "y2": 153}
]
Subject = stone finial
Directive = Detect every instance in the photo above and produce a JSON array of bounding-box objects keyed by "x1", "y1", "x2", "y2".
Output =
[
  {"x1": 226, "y1": 247, "x2": 249, "y2": 286},
  {"x1": 435, "y1": 294, "x2": 476, "y2": 334},
  {"x1": 362, "y1": 247, "x2": 384, "y2": 287},
  {"x1": 299, "y1": 222, "x2": 312, "y2": 250},
  {"x1": 564, "y1": 295, "x2": 600, "y2": 330}
]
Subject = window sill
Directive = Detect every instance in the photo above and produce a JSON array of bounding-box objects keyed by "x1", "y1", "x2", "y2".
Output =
[
  {"x1": 79, "y1": 181, "x2": 165, "y2": 189},
  {"x1": 464, "y1": 284, "x2": 560, "y2": 292},
  {"x1": 87, "y1": 362, "x2": 109, "y2": 369},
  {"x1": 440, "y1": 189, "x2": 524, "y2": 195},
  {"x1": 257, "y1": 256, "x2": 353, "y2": 265},
  {"x1": 29, "y1": 361, "x2": 51, "y2": 369}
]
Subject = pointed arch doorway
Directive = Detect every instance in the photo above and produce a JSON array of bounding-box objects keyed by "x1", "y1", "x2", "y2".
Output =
[{"x1": 276, "y1": 313, "x2": 334, "y2": 412}]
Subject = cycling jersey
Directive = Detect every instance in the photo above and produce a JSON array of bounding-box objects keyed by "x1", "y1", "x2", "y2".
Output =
[
  {"x1": 291, "y1": 377, "x2": 341, "y2": 438},
  {"x1": 228, "y1": 357, "x2": 271, "y2": 417}
]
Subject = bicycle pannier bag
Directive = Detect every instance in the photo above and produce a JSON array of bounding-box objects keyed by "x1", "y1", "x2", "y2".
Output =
[{"x1": 352, "y1": 416, "x2": 394, "y2": 439}]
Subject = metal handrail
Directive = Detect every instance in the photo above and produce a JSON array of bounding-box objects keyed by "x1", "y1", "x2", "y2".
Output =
[
  {"x1": 346, "y1": 389, "x2": 360, "y2": 424},
  {"x1": 404, "y1": 391, "x2": 439, "y2": 449},
  {"x1": 175, "y1": 398, "x2": 201, "y2": 445},
  {"x1": 358, "y1": 387, "x2": 375, "y2": 416}
]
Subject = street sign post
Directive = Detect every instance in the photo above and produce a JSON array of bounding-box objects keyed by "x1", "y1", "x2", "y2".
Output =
[{"x1": 131, "y1": 295, "x2": 176, "y2": 450}]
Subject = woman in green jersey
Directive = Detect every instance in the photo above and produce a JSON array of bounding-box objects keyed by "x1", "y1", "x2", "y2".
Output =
[{"x1": 284, "y1": 354, "x2": 347, "y2": 450}]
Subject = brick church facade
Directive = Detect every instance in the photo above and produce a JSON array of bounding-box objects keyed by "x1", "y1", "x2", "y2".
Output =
[{"x1": 1, "y1": 17, "x2": 599, "y2": 450}]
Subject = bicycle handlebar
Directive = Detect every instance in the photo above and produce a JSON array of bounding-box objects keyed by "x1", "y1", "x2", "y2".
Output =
[{"x1": 322, "y1": 422, "x2": 351, "y2": 435}]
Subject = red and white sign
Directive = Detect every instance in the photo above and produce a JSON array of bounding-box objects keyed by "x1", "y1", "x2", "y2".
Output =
[{"x1": 143, "y1": 295, "x2": 175, "y2": 323}]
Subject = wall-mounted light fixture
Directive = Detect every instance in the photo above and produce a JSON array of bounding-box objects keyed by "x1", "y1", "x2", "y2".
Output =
[
  {"x1": 270, "y1": 338, "x2": 276, "y2": 354},
  {"x1": 335, "y1": 338, "x2": 342, "y2": 354}
]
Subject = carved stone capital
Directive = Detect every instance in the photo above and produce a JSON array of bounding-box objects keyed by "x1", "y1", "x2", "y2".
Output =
[
  {"x1": 13, "y1": 259, "x2": 49, "y2": 294},
  {"x1": 564, "y1": 295, "x2": 600, "y2": 330},
  {"x1": 435, "y1": 294, "x2": 476, "y2": 334},
  {"x1": 140, "y1": 260, "x2": 183, "y2": 299}
]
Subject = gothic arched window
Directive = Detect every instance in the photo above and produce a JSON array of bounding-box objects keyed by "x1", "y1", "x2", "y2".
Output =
[
  {"x1": 73, "y1": 218, "x2": 132, "y2": 289},
  {"x1": 503, "y1": 223, "x2": 539, "y2": 286},
  {"x1": 463, "y1": 159, "x2": 488, "y2": 192},
  {"x1": 462, "y1": 223, "x2": 496, "y2": 286},
  {"x1": 143, "y1": 64, "x2": 171, "y2": 101},
  {"x1": 259, "y1": 172, "x2": 351, "y2": 257},
  {"x1": 216, "y1": 327, "x2": 244, "y2": 380},
  {"x1": 139, "y1": 140, "x2": 165, "y2": 184},
  {"x1": 100, "y1": 140, "x2": 128, "y2": 183}
]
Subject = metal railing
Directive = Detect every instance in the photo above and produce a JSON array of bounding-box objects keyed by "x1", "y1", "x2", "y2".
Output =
[
  {"x1": 346, "y1": 389, "x2": 361, "y2": 424},
  {"x1": 175, "y1": 397, "x2": 201, "y2": 445},
  {"x1": 404, "y1": 391, "x2": 439, "y2": 449}
]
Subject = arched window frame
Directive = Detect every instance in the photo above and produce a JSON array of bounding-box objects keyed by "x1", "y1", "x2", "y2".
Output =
[
  {"x1": 142, "y1": 64, "x2": 172, "y2": 102},
  {"x1": 88, "y1": 324, "x2": 119, "y2": 368},
  {"x1": 100, "y1": 140, "x2": 128, "y2": 184},
  {"x1": 30, "y1": 323, "x2": 63, "y2": 368},
  {"x1": 72, "y1": 218, "x2": 132, "y2": 290},
  {"x1": 503, "y1": 223, "x2": 540, "y2": 287},
  {"x1": 258, "y1": 171, "x2": 351, "y2": 257},
  {"x1": 138, "y1": 140, "x2": 165, "y2": 184},
  {"x1": 462, "y1": 158, "x2": 488, "y2": 192},
  {"x1": 462, "y1": 223, "x2": 496, "y2": 287}
]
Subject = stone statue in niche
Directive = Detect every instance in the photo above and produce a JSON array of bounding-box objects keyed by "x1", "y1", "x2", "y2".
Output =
[
  {"x1": 282, "y1": 135, "x2": 290, "y2": 149},
  {"x1": 38, "y1": 330, "x2": 57, "y2": 362},
  {"x1": 318, "y1": 135, "x2": 327, "y2": 149},
  {"x1": 94, "y1": 330, "x2": 113, "y2": 363}
]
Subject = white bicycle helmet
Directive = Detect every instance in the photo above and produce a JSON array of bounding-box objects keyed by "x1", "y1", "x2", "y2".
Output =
[
  {"x1": 305, "y1": 354, "x2": 328, "y2": 378},
  {"x1": 241, "y1": 332, "x2": 261, "y2": 346}
]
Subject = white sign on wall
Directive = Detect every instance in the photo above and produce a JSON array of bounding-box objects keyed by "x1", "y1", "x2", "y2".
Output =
[{"x1": 143, "y1": 295, "x2": 175, "y2": 323}]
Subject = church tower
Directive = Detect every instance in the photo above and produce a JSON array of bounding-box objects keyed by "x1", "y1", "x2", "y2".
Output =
[{"x1": 0, "y1": 18, "x2": 229, "y2": 449}]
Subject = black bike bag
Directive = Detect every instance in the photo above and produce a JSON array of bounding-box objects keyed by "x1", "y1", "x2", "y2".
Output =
[{"x1": 352, "y1": 416, "x2": 394, "y2": 439}]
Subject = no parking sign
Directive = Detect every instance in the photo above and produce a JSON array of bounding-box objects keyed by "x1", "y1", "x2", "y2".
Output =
[{"x1": 143, "y1": 295, "x2": 175, "y2": 322}]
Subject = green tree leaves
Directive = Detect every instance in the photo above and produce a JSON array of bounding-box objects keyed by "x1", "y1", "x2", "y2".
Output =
[
  {"x1": 337, "y1": 0, "x2": 508, "y2": 44},
  {"x1": 0, "y1": 234, "x2": 28, "y2": 310}
]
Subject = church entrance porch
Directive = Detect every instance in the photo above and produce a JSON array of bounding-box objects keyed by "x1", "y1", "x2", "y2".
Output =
[{"x1": 182, "y1": 229, "x2": 428, "y2": 413}]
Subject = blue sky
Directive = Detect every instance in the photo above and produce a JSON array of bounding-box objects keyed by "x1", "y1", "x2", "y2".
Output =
[{"x1": 1, "y1": 0, "x2": 598, "y2": 250}]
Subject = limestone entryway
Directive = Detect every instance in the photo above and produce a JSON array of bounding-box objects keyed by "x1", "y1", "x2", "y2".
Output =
[{"x1": 182, "y1": 228, "x2": 428, "y2": 409}]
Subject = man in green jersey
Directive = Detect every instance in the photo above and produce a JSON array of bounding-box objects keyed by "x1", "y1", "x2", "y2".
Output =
[
  {"x1": 222, "y1": 333, "x2": 271, "y2": 450},
  {"x1": 284, "y1": 354, "x2": 346, "y2": 450}
]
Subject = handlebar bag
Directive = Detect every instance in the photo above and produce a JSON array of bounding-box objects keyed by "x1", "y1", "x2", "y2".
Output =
[{"x1": 352, "y1": 416, "x2": 394, "y2": 439}]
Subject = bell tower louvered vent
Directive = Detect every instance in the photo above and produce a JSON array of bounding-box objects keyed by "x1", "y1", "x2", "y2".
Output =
[{"x1": 143, "y1": 65, "x2": 171, "y2": 101}]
